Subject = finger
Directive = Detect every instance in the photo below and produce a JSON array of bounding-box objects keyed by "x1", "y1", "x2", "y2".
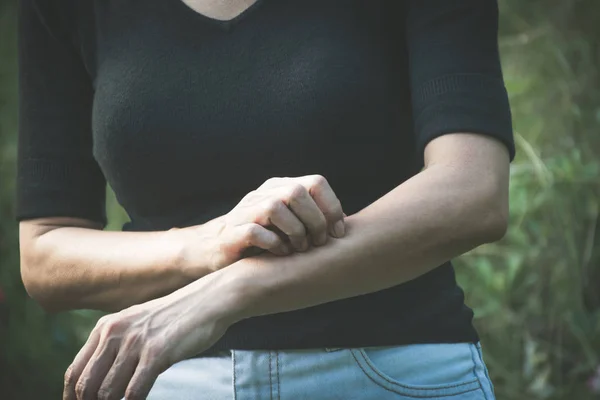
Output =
[
  {"x1": 124, "y1": 358, "x2": 162, "y2": 400},
  {"x1": 64, "y1": 328, "x2": 102, "y2": 400},
  {"x1": 234, "y1": 223, "x2": 290, "y2": 256},
  {"x1": 262, "y1": 225, "x2": 295, "y2": 256},
  {"x1": 299, "y1": 175, "x2": 345, "y2": 238},
  {"x1": 278, "y1": 184, "x2": 328, "y2": 246},
  {"x1": 98, "y1": 351, "x2": 139, "y2": 400},
  {"x1": 264, "y1": 199, "x2": 309, "y2": 252},
  {"x1": 75, "y1": 339, "x2": 118, "y2": 400},
  {"x1": 256, "y1": 175, "x2": 344, "y2": 240}
]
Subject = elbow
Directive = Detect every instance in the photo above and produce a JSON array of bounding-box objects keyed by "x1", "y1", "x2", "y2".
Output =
[
  {"x1": 18, "y1": 220, "x2": 98, "y2": 313},
  {"x1": 20, "y1": 253, "x2": 69, "y2": 313},
  {"x1": 471, "y1": 193, "x2": 509, "y2": 245},
  {"x1": 479, "y1": 208, "x2": 508, "y2": 243}
]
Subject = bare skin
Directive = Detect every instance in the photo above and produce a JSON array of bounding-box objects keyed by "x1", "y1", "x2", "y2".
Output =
[
  {"x1": 20, "y1": 176, "x2": 346, "y2": 312},
  {"x1": 179, "y1": 0, "x2": 259, "y2": 21},
  {"x1": 64, "y1": 133, "x2": 510, "y2": 400}
]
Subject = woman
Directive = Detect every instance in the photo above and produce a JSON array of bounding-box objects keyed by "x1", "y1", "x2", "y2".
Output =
[{"x1": 17, "y1": 0, "x2": 515, "y2": 398}]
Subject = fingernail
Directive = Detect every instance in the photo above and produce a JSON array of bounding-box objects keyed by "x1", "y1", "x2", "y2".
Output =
[
  {"x1": 314, "y1": 232, "x2": 327, "y2": 246},
  {"x1": 300, "y1": 237, "x2": 309, "y2": 251},
  {"x1": 280, "y1": 243, "x2": 292, "y2": 254},
  {"x1": 334, "y1": 220, "x2": 345, "y2": 237}
]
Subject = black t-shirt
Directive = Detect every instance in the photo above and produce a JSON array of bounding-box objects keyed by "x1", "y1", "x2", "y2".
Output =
[{"x1": 17, "y1": 0, "x2": 515, "y2": 350}]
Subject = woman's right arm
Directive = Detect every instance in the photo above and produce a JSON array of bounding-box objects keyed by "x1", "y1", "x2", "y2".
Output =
[
  {"x1": 16, "y1": 0, "x2": 183, "y2": 313},
  {"x1": 17, "y1": 1, "x2": 345, "y2": 313},
  {"x1": 20, "y1": 174, "x2": 346, "y2": 313},
  {"x1": 19, "y1": 213, "x2": 280, "y2": 313},
  {"x1": 20, "y1": 218, "x2": 204, "y2": 313}
]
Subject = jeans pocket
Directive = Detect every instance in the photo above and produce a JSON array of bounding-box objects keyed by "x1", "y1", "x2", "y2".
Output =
[{"x1": 350, "y1": 343, "x2": 481, "y2": 398}]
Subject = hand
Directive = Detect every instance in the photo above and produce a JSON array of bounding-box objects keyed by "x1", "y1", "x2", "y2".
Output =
[
  {"x1": 179, "y1": 175, "x2": 346, "y2": 271},
  {"x1": 63, "y1": 280, "x2": 232, "y2": 400}
]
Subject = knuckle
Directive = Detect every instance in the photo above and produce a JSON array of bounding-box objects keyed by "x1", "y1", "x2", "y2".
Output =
[
  {"x1": 75, "y1": 379, "x2": 88, "y2": 398},
  {"x1": 244, "y1": 223, "x2": 261, "y2": 239},
  {"x1": 64, "y1": 366, "x2": 76, "y2": 387},
  {"x1": 97, "y1": 314, "x2": 111, "y2": 324},
  {"x1": 286, "y1": 183, "x2": 306, "y2": 200},
  {"x1": 125, "y1": 388, "x2": 143, "y2": 400},
  {"x1": 260, "y1": 177, "x2": 280, "y2": 188},
  {"x1": 95, "y1": 315, "x2": 111, "y2": 329},
  {"x1": 242, "y1": 190, "x2": 258, "y2": 201},
  {"x1": 101, "y1": 319, "x2": 121, "y2": 336},
  {"x1": 310, "y1": 174, "x2": 328, "y2": 188},
  {"x1": 97, "y1": 387, "x2": 113, "y2": 400},
  {"x1": 264, "y1": 199, "x2": 284, "y2": 215}
]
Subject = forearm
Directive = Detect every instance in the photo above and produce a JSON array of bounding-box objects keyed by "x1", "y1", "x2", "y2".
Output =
[
  {"x1": 19, "y1": 221, "x2": 213, "y2": 313},
  {"x1": 216, "y1": 164, "x2": 507, "y2": 321}
]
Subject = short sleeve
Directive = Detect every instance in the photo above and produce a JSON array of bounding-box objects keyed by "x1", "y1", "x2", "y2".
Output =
[
  {"x1": 17, "y1": 0, "x2": 106, "y2": 225},
  {"x1": 406, "y1": 0, "x2": 515, "y2": 163}
]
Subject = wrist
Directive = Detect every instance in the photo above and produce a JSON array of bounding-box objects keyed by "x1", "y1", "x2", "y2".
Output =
[
  {"x1": 213, "y1": 256, "x2": 276, "y2": 323},
  {"x1": 164, "y1": 223, "x2": 221, "y2": 281},
  {"x1": 177, "y1": 263, "x2": 253, "y2": 326},
  {"x1": 212, "y1": 267, "x2": 252, "y2": 325}
]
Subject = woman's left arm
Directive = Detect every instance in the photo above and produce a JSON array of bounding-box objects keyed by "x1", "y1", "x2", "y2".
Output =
[{"x1": 219, "y1": 132, "x2": 510, "y2": 320}]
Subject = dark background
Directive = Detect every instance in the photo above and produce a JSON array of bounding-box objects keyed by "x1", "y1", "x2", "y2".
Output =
[{"x1": 1, "y1": 0, "x2": 599, "y2": 398}]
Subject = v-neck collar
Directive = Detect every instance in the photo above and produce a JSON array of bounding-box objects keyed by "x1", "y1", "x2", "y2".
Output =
[{"x1": 173, "y1": 0, "x2": 266, "y2": 32}]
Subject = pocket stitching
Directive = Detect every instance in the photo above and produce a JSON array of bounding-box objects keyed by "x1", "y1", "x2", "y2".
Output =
[
  {"x1": 357, "y1": 349, "x2": 479, "y2": 390},
  {"x1": 350, "y1": 349, "x2": 481, "y2": 398},
  {"x1": 233, "y1": 350, "x2": 238, "y2": 400},
  {"x1": 350, "y1": 350, "x2": 421, "y2": 398}
]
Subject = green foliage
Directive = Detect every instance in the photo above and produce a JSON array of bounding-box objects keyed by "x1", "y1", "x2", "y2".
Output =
[
  {"x1": 0, "y1": 0, "x2": 598, "y2": 398},
  {"x1": 456, "y1": 2, "x2": 600, "y2": 398}
]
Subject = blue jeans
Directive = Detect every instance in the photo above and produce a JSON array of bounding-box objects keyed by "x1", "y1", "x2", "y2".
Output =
[{"x1": 146, "y1": 342, "x2": 495, "y2": 399}]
